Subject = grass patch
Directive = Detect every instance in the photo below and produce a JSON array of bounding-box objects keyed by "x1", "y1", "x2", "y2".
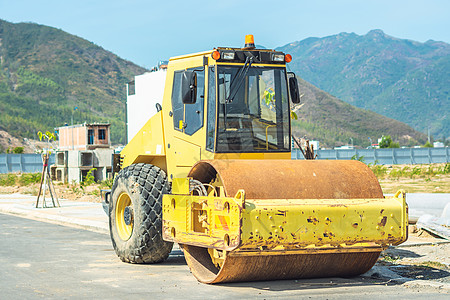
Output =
[
  {"x1": 0, "y1": 173, "x2": 42, "y2": 186},
  {"x1": 380, "y1": 253, "x2": 400, "y2": 263},
  {"x1": 370, "y1": 163, "x2": 449, "y2": 180},
  {"x1": 419, "y1": 261, "x2": 448, "y2": 270}
]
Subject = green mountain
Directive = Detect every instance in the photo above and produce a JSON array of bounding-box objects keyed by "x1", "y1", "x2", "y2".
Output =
[
  {"x1": 0, "y1": 19, "x2": 146, "y2": 144},
  {"x1": 278, "y1": 30, "x2": 450, "y2": 140},
  {"x1": 0, "y1": 20, "x2": 427, "y2": 149},
  {"x1": 292, "y1": 78, "x2": 427, "y2": 148}
]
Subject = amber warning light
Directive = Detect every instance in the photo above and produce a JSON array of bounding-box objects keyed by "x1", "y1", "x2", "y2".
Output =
[
  {"x1": 212, "y1": 50, "x2": 220, "y2": 60},
  {"x1": 285, "y1": 54, "x2": 292, "y2": 63},
  {"x1": 244, "y1": 34, "x2": 255, "y2": 49}
]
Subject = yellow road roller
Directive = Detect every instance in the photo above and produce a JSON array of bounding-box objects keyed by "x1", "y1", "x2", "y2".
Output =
[{"x1": 106, "y1": 35, "x2": 408, "y2": 284}]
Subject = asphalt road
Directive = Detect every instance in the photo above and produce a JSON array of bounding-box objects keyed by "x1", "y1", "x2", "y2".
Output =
[{"x1": 0, "y1": 213, "x2": 448, "y2": 299}]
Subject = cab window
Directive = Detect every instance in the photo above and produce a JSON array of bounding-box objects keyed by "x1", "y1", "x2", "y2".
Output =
[{"x1": 171, "y1": 68, "x2": 205, "y2": 135}]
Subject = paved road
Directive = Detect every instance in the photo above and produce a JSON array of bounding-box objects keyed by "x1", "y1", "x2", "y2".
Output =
[{"x1": 1, "y1": 213, "x2": 448, "y2": 299}]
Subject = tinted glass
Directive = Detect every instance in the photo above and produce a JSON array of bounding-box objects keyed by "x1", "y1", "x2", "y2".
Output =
[
  {"x1": 171, "y1": 71, "x2": 183, "y2": 131},
  {"x1": 185, "y1": 68, "x2": 204, "y2": 135},
  {"x1": 216, "y1": 66, "x2": 290, "y2": 152},
  {"x1": 206, "y1": 66, "x2": 216, "y2": 151}
]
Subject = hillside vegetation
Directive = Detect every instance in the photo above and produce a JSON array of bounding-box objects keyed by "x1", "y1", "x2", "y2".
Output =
[
  {"x1": 0, "y1": 19, "x2": 146, "y2": 144},
  {"x1": 278, "y1": 30, "x2": 450, "y2": 139},
  {"x1": 292, "y1": 78, "x2": 427, "y2": 147},
  {"x1": 0, "y1": 20, "x2": 428, "y2": 149}
]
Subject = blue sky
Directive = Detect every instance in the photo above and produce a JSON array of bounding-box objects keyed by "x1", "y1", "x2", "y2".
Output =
[{"x1": 1, "y1": 0, "x2": 449, "y2": 68}]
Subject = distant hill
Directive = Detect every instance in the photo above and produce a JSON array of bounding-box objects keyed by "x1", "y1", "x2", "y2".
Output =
[
  {"x1": 0, "y1": 19, "x2": 146, "y2": 144},
  {"x1": 292, "y1": 78, "x2": 427, "y2": 148},
  {"x1": 278, "y1": 30, "x2": 450, "y2": 140},
  {"x1": 0, "y1": 20, "x2": 427, "y2": 150}
]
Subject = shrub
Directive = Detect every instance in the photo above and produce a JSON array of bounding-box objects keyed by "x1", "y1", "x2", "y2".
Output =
[
  {"x1": 81, "y1": 168, "x2": 97, "y2": 186},
  {"x1": 0, "y1": 173, "x2": 18, "y2": 186},
  {"x1": 12, "y1": 147, "x2": 24, "y2": 154},
  {"x1": 370, "y1": 164, "x2": 388, "y2": 178},
  {"x1": 18, "y1": 173, "x2": 42, "y2": 185}
]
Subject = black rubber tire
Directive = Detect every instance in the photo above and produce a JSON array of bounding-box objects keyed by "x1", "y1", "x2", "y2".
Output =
[{"x1": 109, "y1": 163, "x2": 173, "y2": 263}]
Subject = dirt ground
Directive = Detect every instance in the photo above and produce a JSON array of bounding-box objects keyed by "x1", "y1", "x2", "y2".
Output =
[
  {"x1": 376, "y1": 225, "x2": 450, "y2": 286},
  {"x1": 376, "y1": 163, "x2": 450, "y2": 194},
  {"x1": 379, "y1": 175, "x2": 450, "y2": 194},
  {"x1": 0, "y1": 182, "x2": 101, "y2": 202}
]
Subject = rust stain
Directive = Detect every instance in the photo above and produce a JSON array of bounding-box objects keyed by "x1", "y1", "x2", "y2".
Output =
[
  {"x1": 307, "y1": 217, "x2": 319, "y2": 225},
  {"x1": 378, "y1": 216, "x2": 387, "y2": 227},
  {"x1": 380, "y1": 209, "x2": 385, "y2": 214},
  {"x1": 352, "y1": 223, "x2": 358, "y2": 228}
]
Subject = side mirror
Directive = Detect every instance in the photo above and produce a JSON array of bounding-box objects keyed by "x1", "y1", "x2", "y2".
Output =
[
  {"x1": 181, "y1": 71, "x2": 197, "y2": 104},
  {"x1": 289, "y1": 76, "x2": 300, "y2": 104}
]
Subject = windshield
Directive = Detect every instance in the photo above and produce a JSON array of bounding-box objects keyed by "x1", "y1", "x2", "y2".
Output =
[{"x1": 214, "y1": 65, "x2": 290, "y2": 152}]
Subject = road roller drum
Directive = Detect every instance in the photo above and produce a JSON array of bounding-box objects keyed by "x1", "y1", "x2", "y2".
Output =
[{"x1": 162, "y1": 160, "x2": 408, "y2": 283}]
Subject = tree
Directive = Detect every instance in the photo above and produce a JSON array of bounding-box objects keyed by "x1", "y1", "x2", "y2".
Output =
[
  {"x1": 379, "y1": 135, "x2": 392, "y2": 148},
  {"x1": 380, "y1": 135, "x2": 400, "y2": 148},
  {"x1": 423, "y1": 141, "x2": 433, "y2": 148}
]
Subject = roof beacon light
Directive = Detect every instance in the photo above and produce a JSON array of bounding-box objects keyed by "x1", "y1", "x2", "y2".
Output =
[{"x1": 243, "y1": 34, "x2": 255, "y2": 49}]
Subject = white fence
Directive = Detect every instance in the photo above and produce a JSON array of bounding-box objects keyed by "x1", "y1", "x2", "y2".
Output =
[
  {"x1": 0, "y1": 154, "x2": 55, "y2": 173},
  {"x1": 292, "y1": 147, "x2": 449, "y2": 164}
]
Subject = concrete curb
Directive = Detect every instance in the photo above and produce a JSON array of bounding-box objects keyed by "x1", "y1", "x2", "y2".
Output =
[
  {"x1": 0, "y1": 194, "x2": 109, "y2": 235},
  {"x1": 0, "y1": 207, "x2": 109, "y2": 235}
]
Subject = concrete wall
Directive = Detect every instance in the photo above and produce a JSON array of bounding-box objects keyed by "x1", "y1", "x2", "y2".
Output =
[
  {"x1": 53, "y1": 149, "x2": 113, "y2": 183},
  {"x1": 0, "y1": 154, "x2": 55, "y2": 173},
  {"x1": 292, "y1": 147, "x2": 450, "y2": 164}
]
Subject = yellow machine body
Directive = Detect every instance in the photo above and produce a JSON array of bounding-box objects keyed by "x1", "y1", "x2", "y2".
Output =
[
  {"x1": 163, "y1": 183, "x2": 407, "y2": 254},
  {"x1": 117, "y1": 42, "x2": 408, "y2": 284}
]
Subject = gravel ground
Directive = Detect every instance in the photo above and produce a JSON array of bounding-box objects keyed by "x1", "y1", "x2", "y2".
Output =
[{"x1": 375, "y1": 226, "x2": 450, "y2": 287}]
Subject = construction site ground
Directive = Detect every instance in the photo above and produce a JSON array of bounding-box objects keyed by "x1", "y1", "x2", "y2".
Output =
[{"x1": 0, "y1": 193, "x2": 449, "y2": 298}]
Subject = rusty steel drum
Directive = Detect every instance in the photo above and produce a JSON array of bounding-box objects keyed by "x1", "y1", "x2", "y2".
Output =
[{"x1": 182, "y1": 160, "x2": 384, "y2": 284}]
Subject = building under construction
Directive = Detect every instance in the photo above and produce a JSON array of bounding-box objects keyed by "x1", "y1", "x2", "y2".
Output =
[{"x1": 52, "y1": 123, "x2": 113, "y2": 183}]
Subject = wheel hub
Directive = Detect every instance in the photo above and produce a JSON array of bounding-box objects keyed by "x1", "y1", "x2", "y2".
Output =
[
  {"x1": 116, "y1": 192, "x2": 133, "y2": 241},
  {"x1": 124, "y1": 206, "x2": 133, "y2": 225}
]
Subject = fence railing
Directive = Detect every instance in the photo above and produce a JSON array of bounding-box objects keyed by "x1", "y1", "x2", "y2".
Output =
[
  {"x1": 0, "y1": 148, "x2": 448, "y2": 174},
  {"x1": 0, "y1": 154, "x2": 55, "y2": 173},
  {"x1": 292, "y1": 147, "x2": 449, "y2": 164}
]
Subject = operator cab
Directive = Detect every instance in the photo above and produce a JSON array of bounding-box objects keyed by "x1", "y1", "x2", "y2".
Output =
[{"x1": 181, "y1": 35, "x2": 300, "y2": 154}]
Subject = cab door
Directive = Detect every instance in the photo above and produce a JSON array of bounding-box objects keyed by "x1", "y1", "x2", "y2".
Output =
[{"x1": 165, "y1": 67, "x2": 206, "y2": 180}]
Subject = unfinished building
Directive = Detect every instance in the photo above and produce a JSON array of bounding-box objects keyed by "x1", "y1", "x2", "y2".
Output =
[{"x1": 52, "y1": 123, "x2": 113, "y2": 183}]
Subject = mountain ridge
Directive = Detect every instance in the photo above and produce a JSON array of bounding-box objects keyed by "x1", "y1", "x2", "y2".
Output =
[
  {"x1": 0, "y1": 19, "x2": 147, "y2": 144},
  {"x1": 0, "y1": 20, "x2": 428, "y2": 150},
  {"x1": 277, "y1": 29, "x2": 450, "y2": 140}
]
